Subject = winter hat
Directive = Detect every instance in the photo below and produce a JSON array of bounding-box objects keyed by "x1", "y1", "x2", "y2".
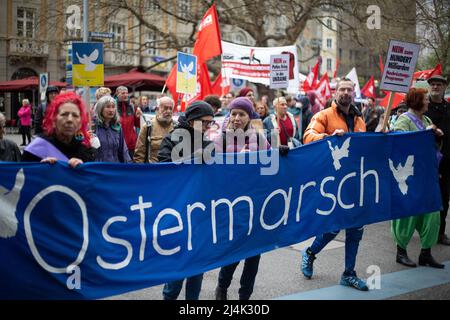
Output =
[
  {"x1": 228, "y1": 97, "x2": 260, "y2": 119},
  {"x1": 427, "y1": 75, "x2": 448, "y2": 85},
  {"x1": 238, "y1": 87, "x2": 254, "y2": 97},
  {"x1": 185, "y1": 100, "x2": 215, "y2": 122}
]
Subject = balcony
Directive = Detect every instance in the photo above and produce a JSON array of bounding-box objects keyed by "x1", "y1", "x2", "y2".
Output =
[
  {"x1": 8, "y1": 38, "x2": 49, "y2": 57},
  {"x1": 104, "y1": 48, "x2": 139, "y2": 67}
]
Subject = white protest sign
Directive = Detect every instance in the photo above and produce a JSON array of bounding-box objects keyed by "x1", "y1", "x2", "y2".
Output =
[
  {"x1": 270, "y1": 54, "x2": 290, "y2": 89},
  {"x1": 380, "y1": 40, "x2": 420, "y2": 93}
]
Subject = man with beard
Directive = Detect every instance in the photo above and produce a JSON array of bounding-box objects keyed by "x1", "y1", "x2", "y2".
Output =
[
  {"x1": 133, "y1": 96, "x2": 176, "y2": 163},
  {"x1": 302, "y1": 78, "x2": 368, "y2": 291},
  {"x1": 425, "y1": 75, "x2": 450, "y2": 245}
]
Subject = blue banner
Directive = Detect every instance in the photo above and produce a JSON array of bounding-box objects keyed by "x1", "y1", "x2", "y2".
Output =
[{"x1": 0, "y1": 131, "x2": 441, "y2": 299}]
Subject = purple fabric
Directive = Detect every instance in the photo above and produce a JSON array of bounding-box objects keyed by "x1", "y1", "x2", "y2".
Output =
[
  {"x1": 24, "y1": 137, "x2": 69, "y2": 162},
  {"x1": 404, "y1": 112, "x2": 442, "y2": 164}
]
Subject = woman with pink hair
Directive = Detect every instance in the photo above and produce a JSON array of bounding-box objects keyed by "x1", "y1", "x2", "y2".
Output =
[{"x1": 22, "y1": 92, "x2": 95, "y2": 167}]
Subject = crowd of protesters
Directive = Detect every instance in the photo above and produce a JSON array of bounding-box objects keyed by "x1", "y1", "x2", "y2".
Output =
[{"x1": 1, "y1": 74, "x2": 449, "y2": 300}]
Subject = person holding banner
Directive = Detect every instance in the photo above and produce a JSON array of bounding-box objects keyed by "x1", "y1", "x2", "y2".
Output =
[
  {"x1": 22, "y1": 92, "x2": 95, "y2": 167},
  {"x1": 213, "y1": 97, "x2": 270, "y2": 300},
  {"x1": 93, "y1": 95, "x2": 131, "y2": 163},
  {"x1": 391, "y1": 87, "x2": 444, "y2": 268},
  {"x1": 425, "y1": 75, "x2": 450, "y2": 246},
  {"x1": 302, "y1": 78, "x2": 368, "y2": 291},
  {"x1": 159, "y1": 100, "x2": 215, "y2": 300}
]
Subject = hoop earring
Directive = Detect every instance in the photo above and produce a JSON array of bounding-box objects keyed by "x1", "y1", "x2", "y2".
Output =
[{"x1": 74, "y1": 131, "x2": 84, "y2": 141}]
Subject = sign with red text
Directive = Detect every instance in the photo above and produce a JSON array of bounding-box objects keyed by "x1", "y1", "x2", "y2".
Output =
[
  {"x1": 380, "y1": 40, "x2": 420, "y2": 93},
  {"x1": 270, "y1": 54, "x2": 290, "y2": 89}
]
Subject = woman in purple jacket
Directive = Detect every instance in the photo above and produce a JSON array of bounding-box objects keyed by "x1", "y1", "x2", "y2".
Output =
[{"x1": 93, "y1": 95, "x2": 131, "y2": 163}]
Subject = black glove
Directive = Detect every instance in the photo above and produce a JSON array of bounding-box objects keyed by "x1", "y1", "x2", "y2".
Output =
[{"x1": 279, "y1": 145, "x2": 289, "y2": 156}]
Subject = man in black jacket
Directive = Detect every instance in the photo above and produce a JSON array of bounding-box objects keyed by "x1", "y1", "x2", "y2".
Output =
[
  {"x1": 425, "y1": 75, "x2": 450, "y2": 245},
  {"x1": 158, "y1": 100, "x2": 215, "y2": 164},
  {"x1": 157, "y1": 100, "x2": 215, "y2": 300},
  {"x1": 34, "y1": 86, "x2": 59, "y2": 134}
]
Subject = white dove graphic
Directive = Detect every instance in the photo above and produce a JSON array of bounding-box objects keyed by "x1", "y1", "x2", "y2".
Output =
[
  {"x1": 76, "y1": 49, "x2": 99, "y2": 72},
  {"x1": 328, "y1": 137, "x2": 351, "y2": 170},
  {"x1": 389, "y1": 155, "x2": 414, "y2": 195},
  {"x1": 0, "y1": 169, "x2": 25, "y2": 238},
  {"x1": 181, "y1": 61, "x2": 195, "y2": 79}
]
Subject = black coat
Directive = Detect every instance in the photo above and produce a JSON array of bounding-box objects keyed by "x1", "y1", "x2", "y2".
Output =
[
  {"x1": 425, "y1": 98, "x2": 450, "y2": 158},
  {"x1": 0, "y1": 139, "x2": 21, "y2": 162},
  {"x1": 21, "y1": 135, "x2": 96, "y2": 163},
  {"x1": 158, "y1": 116, "x2": 213, "y2": 163}
]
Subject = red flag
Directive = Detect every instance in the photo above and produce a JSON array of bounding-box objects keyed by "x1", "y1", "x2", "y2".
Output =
[
  {"x1": 193, "y1": 4, "x2": 222, "y2": 65},
  {"x1": 361, "y1": 76, "x2": 376, "y2": 99},
  {"x1": 379, "y1": 92, "x2": 406, "y2": 109},
  {"x1": 315, "y1": 73, "x2": 332, "y2": 106},
  {"x1": 303, "y1": 60, "x2": 320, "y2": 91},
  {"x1": 333, "y1": 59, "x2": 340, "y2": 79},
  {"x1": 413, "y1": 63, "x2": 443, "y2": 80},
  {"x1": 379, "y1": 54, "x2": 384, "y2": 74},
  {"x1": 211, "y1": 72, "x2": 230, "y2": 96}
]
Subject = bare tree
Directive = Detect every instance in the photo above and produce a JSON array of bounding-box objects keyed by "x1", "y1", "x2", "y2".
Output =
[{"x1": 415, "y1": 0, "x2": 450, "y2": 75}]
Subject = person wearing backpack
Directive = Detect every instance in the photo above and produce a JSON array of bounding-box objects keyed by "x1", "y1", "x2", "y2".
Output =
[{"x1": 133, "y1": 97, "x2": 176, "y2": 163}]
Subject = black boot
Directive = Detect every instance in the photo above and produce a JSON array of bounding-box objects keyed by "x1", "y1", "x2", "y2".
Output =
[
  {"x1": 396, "y1": 246, "x2": 417, "y2": 267},
  {"x1": 418, "y1": 248, "x2": 445, "y2": 269},
  {"x1": 215, "y1": 286, "x2": 227, "y2": 300}
]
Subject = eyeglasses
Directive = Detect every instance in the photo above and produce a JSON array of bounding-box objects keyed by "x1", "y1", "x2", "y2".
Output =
[{"x1": 202, "y1": 120, "x2": 216, "y2": 127}]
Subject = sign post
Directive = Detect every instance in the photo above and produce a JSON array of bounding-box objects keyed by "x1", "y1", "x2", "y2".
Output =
[
  {"x1": 83, "y1": 0, "x2": 90, "y2": 120},
  {"x1": 39, "y1": 73, "x2": 48, "y2": 103},
  {"x1": 380, "y1": 40, "x2": 420, "y2": 131}
]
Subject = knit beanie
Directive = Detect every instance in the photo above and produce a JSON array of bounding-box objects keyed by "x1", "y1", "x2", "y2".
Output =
[
  {"x1": 228, "y1": 97, "x2": 259, "y2": 119},
  {"x1": 185, "y1": 100, "x2": 215, "y2": 122},
  {"x1": 238, "y1": 87, "x2": 254, "y2": 97}
]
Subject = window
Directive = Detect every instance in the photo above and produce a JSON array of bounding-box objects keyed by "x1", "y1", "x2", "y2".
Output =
[
  {"x1": 339, "y1": 48, "x2": 342, "y2": 59},
  {"x1": 326, "y1": 19, "x2": 332, "y2": 29},
  {"x1": 109, "y1": 23, "x2": 126, "y2": 50},
  {"x1": 177, "y1": 0, "x2": 190, "y2": 19},
  {"x1": 17, "y1": 7, "x2": 35, "y2": 38},
  {"x1": 326, "y1": 39, "x2": 332, "y2": 48},
  {"x1": 327, "y1": 58, "x2": 332, "y2": 71},
  {"x1": 146, "y1": 32, "x2": 160, "y2": 56}
]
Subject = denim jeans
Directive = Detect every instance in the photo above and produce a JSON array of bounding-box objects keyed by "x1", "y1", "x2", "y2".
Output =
[
  {"x1": 162, "y1": 273, "x2": 204, "y2": 300},
  {"x1": 218, "y1": 255, "x2": 261, "y2": 300},
  {"x1": 310, "y1": 227, "x2": 364, "y2": 273}
]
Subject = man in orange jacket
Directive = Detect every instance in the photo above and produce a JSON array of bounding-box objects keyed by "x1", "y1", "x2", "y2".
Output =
[{"x1": 302, "y1": 78, "x2": 369, "y2": 291}]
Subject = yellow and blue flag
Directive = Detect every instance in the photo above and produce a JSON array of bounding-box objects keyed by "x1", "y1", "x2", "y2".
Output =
[{"x1": 72, "y1": 42, "x2": 104, "y2": 87}]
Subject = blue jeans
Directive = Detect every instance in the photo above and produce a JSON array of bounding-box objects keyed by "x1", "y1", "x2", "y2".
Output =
[
  {"x1": 310, "y1": 227, "x2": 364, "y2": 274},
  {"x1": 218, "y1": 255, "x2": 261, "y2": 300},
  {"x1": 162, "y1": 273, "x2": 203, "y2": 300}
]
